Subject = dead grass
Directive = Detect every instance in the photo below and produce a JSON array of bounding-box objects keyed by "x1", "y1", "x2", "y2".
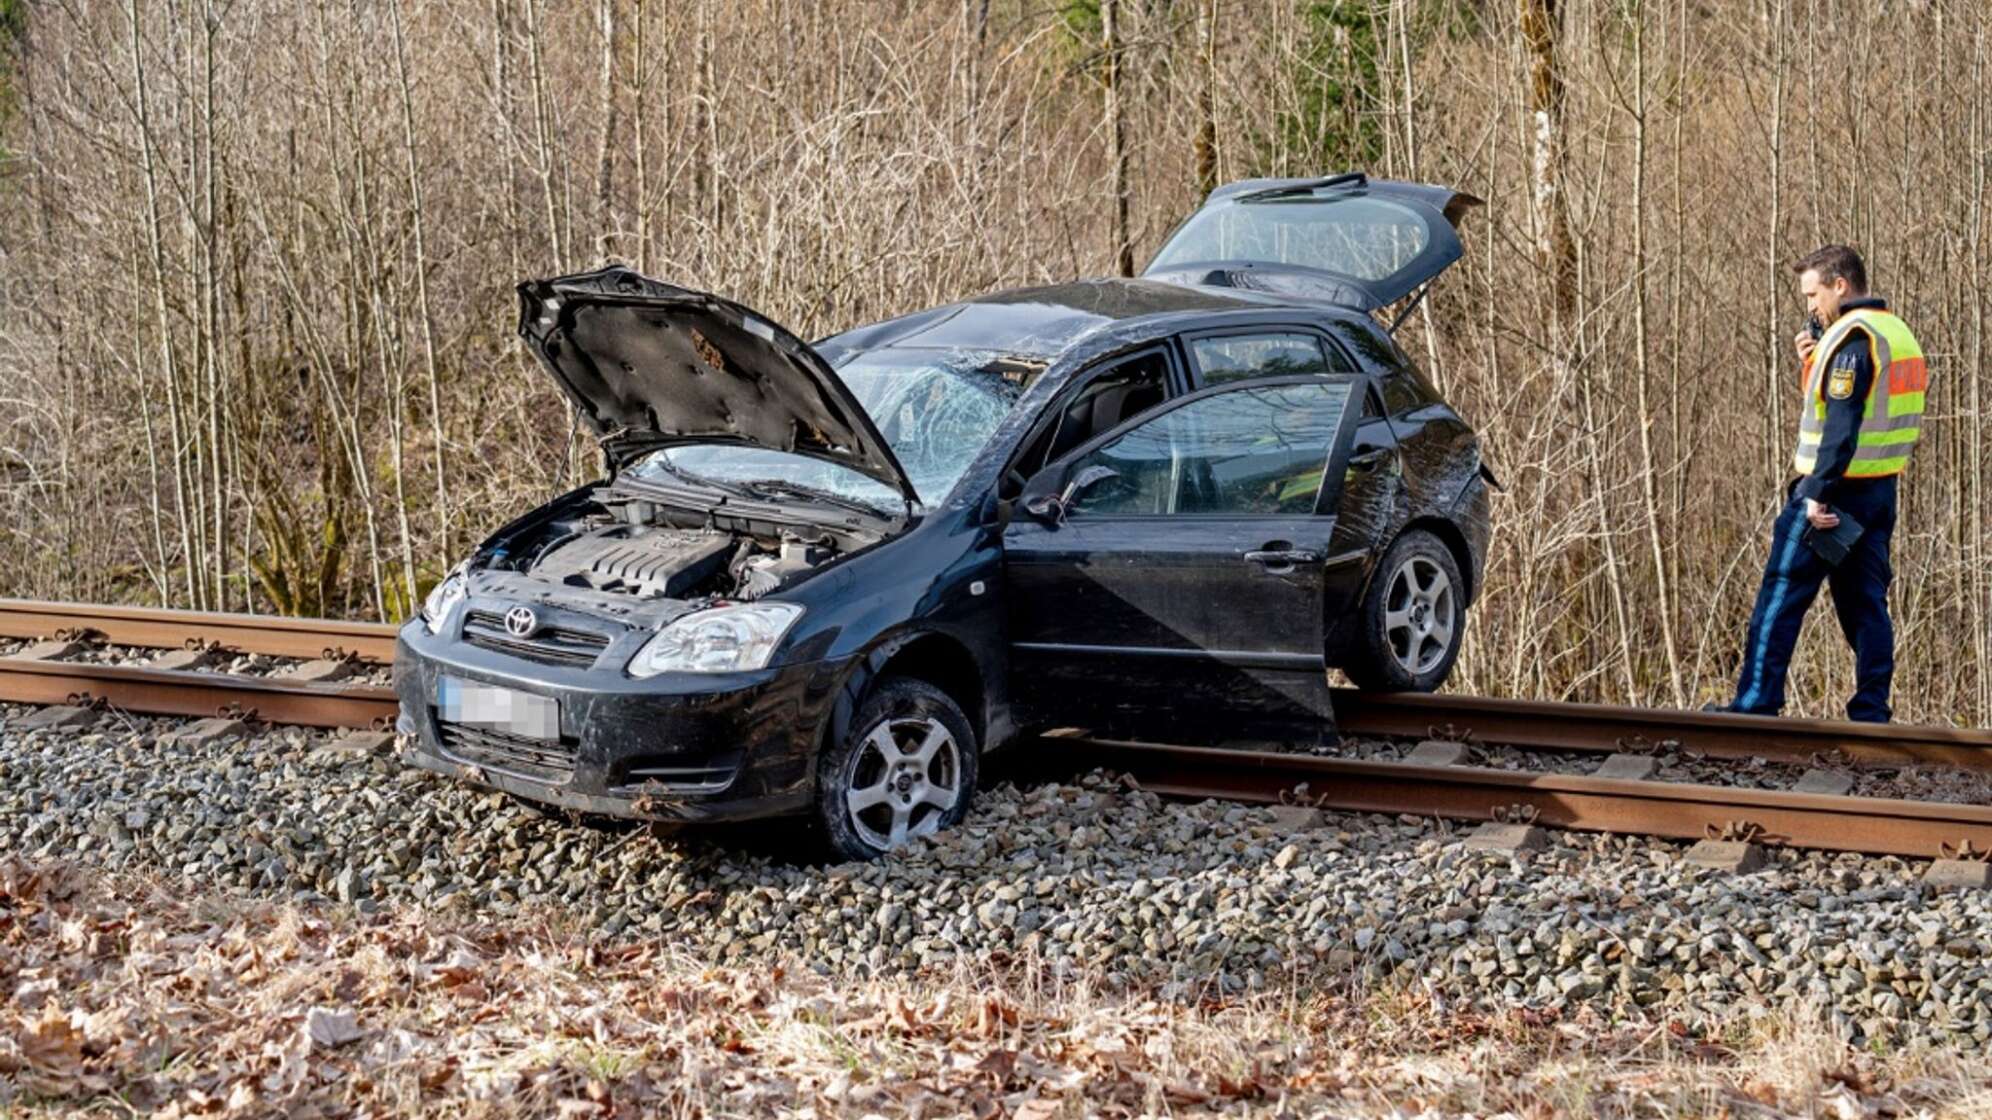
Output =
[{"x1": 4, "y1": 859, "x2": 1991, "y2": 1118}]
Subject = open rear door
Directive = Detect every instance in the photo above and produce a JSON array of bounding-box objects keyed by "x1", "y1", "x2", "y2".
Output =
[{"x1": 1143, "y1": 173, "x2": 1482, "y2": 313}]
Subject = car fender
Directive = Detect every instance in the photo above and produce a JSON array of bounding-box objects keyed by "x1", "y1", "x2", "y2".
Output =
[{"x1": 816, "y1": 624, "x2": 998, "y2": 777}]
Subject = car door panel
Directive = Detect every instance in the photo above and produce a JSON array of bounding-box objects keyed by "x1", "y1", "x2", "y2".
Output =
[{"x1": 1003, "y1": 374, "x2": 1362, "y2": 738}]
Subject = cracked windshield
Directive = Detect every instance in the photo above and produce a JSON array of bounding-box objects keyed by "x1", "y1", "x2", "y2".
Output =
[{"x1": 630, "y1": 349, "x2": 1030, "y2": 508}]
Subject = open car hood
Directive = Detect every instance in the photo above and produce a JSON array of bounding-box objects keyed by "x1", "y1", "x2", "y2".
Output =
[
  {"x1": 517, "y1": 268, "x2": 917, "y2": 504},
  {"x1": 1142, "y1": 173, "x2": 1484, "y2": 313}
]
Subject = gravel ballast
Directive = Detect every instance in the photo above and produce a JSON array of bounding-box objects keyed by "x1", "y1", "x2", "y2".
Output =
[{"x1": 3, "y1": 705, "x2": 1990, "y2": 1049}]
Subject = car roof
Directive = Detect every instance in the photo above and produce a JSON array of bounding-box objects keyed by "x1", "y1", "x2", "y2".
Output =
[{"x1": 815, "y1": 277, "x2": 1322, "y2": 365}]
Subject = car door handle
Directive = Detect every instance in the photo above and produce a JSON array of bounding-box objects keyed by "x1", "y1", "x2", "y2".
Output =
[
  {"x1": 1349, "y1": 447, "x2": 1391, "y2": 472},
  {"x1": 1245, "y1": 548, "x2": 1323, "y2": 567}
]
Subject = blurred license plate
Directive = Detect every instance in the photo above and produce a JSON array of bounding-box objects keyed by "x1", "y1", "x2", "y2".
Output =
[{"x1": 437, "y1": 676, "x2": 560, "y2": 741}]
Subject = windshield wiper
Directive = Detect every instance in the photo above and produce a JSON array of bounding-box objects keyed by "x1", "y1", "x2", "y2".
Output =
[
  {"x1": 1234, "y1": 171, "x2": 1367, "y2": 204},
  {"x1": 618, "y1": 458, "x2": 753, "y2": 500},
  {"x1": 737, "y1": 478, "x2": 898, "y2": 519}
]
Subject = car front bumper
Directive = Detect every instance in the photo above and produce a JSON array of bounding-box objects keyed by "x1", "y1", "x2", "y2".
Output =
[{"x1": 393, "y1": 618, "x2": 838, "y2": 823}]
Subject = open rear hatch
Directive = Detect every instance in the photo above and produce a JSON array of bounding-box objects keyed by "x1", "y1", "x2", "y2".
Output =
[
  {"x1": 1142, "y1": 173, "x2": 1483, "y2": 313},
  {"x1": 517, "y1": 267, "x2": 918, "y2": 506}
]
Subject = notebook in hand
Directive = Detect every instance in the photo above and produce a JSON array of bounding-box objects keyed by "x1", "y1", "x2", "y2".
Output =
[{"x1": 1801, "y1": 508, "x2": 1866, "y2": 566}]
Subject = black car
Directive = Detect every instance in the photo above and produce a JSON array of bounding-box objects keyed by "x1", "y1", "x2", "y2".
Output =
[{"x1": 394, "y1": 174, "x2": 1495, "y2": 859}]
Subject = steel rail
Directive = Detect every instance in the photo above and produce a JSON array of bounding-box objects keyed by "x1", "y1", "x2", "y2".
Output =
[
  {"x1": 3, "y1": 608, "x2": 1989, "y2": 857},
  {"x1": 1332, "y1": 689, "x2": 1992, "y2": 773},
  {"x1": 0, "y1": 657, "x2": 396, "y2": 729},
  {"x1": 1065, "y1": 738, "x2": 1992, "y2": 860},
  {"x1": 0, "y1": 599, "x2": 399, "y2": 663},
  {"x1": 3, "y1": 597, "x2": 1989, "y2": 778}
]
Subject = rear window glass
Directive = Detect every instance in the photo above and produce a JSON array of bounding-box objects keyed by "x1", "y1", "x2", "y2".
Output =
[
  {"x1": 1149, "y1": 195, "x2": 1431, "y2": 281},
  {"x1": 1191, "y1": 333, "x2": 1351, "y2": 384}
]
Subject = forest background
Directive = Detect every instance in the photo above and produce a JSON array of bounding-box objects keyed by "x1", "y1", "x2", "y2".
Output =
[{"x1": 0, "y1": 0, "x2": 1987, "y2": 724}]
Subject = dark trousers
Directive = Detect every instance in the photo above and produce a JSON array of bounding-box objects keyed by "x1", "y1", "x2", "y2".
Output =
[{"x1": 1729, "y1": 476, "x2": 1897, "y2": 722}]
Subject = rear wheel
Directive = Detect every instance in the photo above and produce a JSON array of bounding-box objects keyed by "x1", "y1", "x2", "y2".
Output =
[
  {"x1": 1344, "y1": 529, "x2": 1465, "y2": 692},
  {"x1": 815, "y1": 677, "x2": 978, "y2": 861}
]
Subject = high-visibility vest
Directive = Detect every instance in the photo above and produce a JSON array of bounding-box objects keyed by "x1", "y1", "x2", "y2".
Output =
[{"x1": 1794, "y1": 307, "x2": 1928, "y2": 478}]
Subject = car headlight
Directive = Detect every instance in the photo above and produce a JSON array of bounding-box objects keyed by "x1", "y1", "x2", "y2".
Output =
[
  {"x1": 420, "y1": 568, "x2": 467, "y2": 634},
  {"x1": 627, "y1": 602, "x2": 803, "y2": 677}
]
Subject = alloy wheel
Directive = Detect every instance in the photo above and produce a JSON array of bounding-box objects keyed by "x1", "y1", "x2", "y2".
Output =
[
  {"x1": 1383, "y1": 555, "x2": 1455, "y2": 677},
  {"x1": 842, "y1": 716, "x2": 963, "y2": 851}
]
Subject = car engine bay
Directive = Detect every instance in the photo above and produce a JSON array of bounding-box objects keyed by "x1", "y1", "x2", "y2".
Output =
[{"x1": 482, "y1": 484, "x2": 877, "y2": 606}]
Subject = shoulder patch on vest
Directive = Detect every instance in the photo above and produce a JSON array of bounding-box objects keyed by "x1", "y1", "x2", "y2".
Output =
[{"x1": 1827, "y1": 366, "x2": 1856, "y2": 399}]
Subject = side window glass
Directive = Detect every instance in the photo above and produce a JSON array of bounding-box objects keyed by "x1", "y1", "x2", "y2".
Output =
[
  {"x1": 1361, "y1": 386, "x2": 1383, "y2": 419},
  {"x1": 1067, "y1": 381, "x2": 1352, "y2": 517},
  {"x1": 1380, "y1": 370, "x2": 1425, "y2": 416},
  {"x1": 1191, "y1": 332, "x2": 1352, "y2": 385},
  {"x1": 1019, "y1": 350, "x2": 1170, "y2": 477}
]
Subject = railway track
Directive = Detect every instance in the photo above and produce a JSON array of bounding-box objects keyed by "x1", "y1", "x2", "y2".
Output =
[
  {"x1": 0, "y1": 597, "x2": 397, "y2": 662},
  {"x1": 4, "y1": 599, "x2": 1992, "y2": 860}
]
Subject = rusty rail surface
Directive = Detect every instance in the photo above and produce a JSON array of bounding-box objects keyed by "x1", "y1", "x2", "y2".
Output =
[
  {"x1": 0, "y1": 657, "x2": 396, "y2": 729},
  {"x1": 0, "y1": 599, "x2": 399, "y2": 663},
  {"x1": 1332, "y1": 689, "x2": 1992, "y2": 772},
  {"x1": 1065, "y1": 738, "x2": 1992, "y2": 860},
  {"x1": 7, "y1": 601, "x2": 1985, "y2": 770},
  {"x1": 5, "y1": 600, "x2": 1992, "y2": 858}
]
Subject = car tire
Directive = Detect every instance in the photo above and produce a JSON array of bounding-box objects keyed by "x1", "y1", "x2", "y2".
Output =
[
  {"x1": 1344, "y1": 529, "x2": 1466, "y2": 692},
  {"x1": 815, "y1": 676, "x2": 979, "y2": 862}
]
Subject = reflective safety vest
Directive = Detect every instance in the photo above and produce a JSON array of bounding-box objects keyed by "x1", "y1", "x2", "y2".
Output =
[{"x1": 1794, "y1": 307, "x2": 1928, "y2": 479}]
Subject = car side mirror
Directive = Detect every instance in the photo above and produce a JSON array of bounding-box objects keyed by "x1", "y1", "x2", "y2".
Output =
[
  {"x1": 1023, "y1": 465, "x2": 1121, "y2": 527},
  {"x1": 978, "y1": 491, "x2": 1015, "y2": 530},
  {"x1": 1066, "y1": 464, "x2": 1122, "y2": 504}
]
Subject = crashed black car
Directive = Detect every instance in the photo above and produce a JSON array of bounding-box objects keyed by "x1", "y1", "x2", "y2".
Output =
[{"x1": 395, "y1": 174, "x2": 1494, "y2": 859}]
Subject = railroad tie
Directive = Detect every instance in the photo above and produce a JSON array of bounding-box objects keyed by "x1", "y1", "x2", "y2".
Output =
[
  {"x1": 324, "y1": 730, "x2": 396, "y2": 759},
  {"x1": 1791, "y1": 768, "x2": 1856, "y2": 797},
  {"x1": 1266, "y1": 805, "x2": 1325, "y2": 834},
  {"x1": 279, "y1": 658, "x2": 356, "y2": 684},
  {"x1": 149, "y1": 647, "x2": 220, "y2": 671},
  {"x1": 159, "y1": 717, "x2": 248, "y2": 748},
  {"x1": 1404, "y1": 739, "x2": 1471, "y2": 767},
  {"x1": 1593, "y1": 752, "x2": 1658, "y2": 781},
  {"x1": 12, "y1": 639, "x2": 86, "y2": 661},
  {"x1": 1464, "y1": 803, "x2": 1547, "y2": 854},
  {"x1": 1925, "y1": 841, "x2": 1992, "y2": 890},
  {"x1": 8, "y1": 704, "x2": 98, "y2": 731},
  {"x1": 1685, "y1": 822, "x2": 1768, "y2": 874}
]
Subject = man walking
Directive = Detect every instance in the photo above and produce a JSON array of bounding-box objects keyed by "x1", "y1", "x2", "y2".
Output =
[{"x1": 1715, "y1": 245, "x2": 1927, "y2": 723}]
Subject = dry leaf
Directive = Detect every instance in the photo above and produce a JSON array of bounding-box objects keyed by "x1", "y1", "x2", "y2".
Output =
[
  {"x1": 975, "y1": 1048, "x2": 1018, "y2": 1083},
  {"x1": 16, "y1": 1006, "x2": 86, "y2": 1074},
  {"x1": 303, "y1": 1006, "x2": 362, "y2": 1049}
]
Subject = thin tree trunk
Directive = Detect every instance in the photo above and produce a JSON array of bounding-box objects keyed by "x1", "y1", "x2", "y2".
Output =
[
  {"x1": 1764, "y1": 0, "x2": 1788, "y2": 487},
  {"x1": 1970, "y1": 25, "x2": 1989, "y2": 719},
  {"x1": 1626, "y1": 0, "x2": 1686, "y2": 706},
  {"x1": 1194, "y1": 0, "x2": 1218, "y2": 196},
  {"x1": 125, "y1": 0, "x2": 200, "y2": 609},
  {"x1": 632, "y1": 0, "x2": 649, "y2": 271},
  {"x1": 523, "y1": 0, "x2": 564, "y2": 265},
  {"x1": 1104, "y1": 0, "x2": 1133, "y2": 277},
  {"x1": 1519, "y1": 0, "x2": 1574, "y2": 323},
  {"x1": 389, "y1": 0, "x2": 453, "y2": 570},
  {"x1": 595, "y1": 0, "x2": 621, "y2": 259}
]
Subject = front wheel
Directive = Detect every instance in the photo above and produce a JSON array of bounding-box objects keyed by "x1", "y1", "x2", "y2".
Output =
[
  {"x1": 1344, "y1": 529, "x2": 1466, "y2": 692},
  {"x1": 815, "y1": 677, "x2": 979, "y2": 861}
]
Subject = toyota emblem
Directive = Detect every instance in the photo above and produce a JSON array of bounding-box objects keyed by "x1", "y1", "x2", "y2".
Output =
[{"x1": 503, "y1": 606, "x2": 539, "y2": 638}]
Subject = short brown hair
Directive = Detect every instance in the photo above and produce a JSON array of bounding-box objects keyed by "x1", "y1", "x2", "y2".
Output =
[{"x1": 1792, "y1": 244, "x2": 1868, "y2": 293}]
